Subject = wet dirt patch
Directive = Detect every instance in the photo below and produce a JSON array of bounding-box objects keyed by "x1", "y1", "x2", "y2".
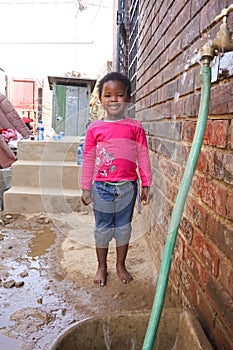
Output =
[
  {"x1": 0, "y1": 212, "x2": 156, "y2": 350},
  {"x1": 28, "y1": 226, "x2": 56, "y2": 258}
]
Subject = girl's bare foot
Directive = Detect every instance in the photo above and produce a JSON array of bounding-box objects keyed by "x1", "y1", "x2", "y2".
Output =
[
  {"x1": 94, "y1": 247, "x2": 108, "y2": 286},
  {"x1": 94, "y1": 266, "x2": 108, "y2": 286},
  {"x1": 116, "y1": 264, "x2": 133, "y2": 284}
]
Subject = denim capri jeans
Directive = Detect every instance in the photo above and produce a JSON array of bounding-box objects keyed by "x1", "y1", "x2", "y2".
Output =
[{"x1": 92, "y1": 181, "x2": 137, "y2": 248}]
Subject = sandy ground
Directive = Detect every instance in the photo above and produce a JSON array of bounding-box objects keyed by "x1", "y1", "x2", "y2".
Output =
[{"x1": 0, "y1": 210, "x2": 157, "y2": 350}]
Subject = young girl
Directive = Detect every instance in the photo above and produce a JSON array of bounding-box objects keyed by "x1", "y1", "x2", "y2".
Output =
[{"x1": 81, "y1": 72, "x2": 152, "y2": 286}]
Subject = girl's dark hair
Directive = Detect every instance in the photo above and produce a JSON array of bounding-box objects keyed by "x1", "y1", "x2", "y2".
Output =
[{"x1": 98, "y1": 72, "x2": 131, "y2": 99}]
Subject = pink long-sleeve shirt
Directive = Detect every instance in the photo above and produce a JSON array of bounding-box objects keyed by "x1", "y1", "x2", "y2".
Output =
[{"x1": 81, "y1": 117, "x2": 152, "y2": 190}]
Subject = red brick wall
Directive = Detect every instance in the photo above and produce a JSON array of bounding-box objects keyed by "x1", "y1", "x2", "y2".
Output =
[{"x1": 136, "y1": 1, "x2": 233, "y2": 349}]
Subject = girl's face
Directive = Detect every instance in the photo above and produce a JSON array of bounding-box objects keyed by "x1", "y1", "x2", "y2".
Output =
[{"x1": 100, "y1": 80, "x2": 130, "y2": 119}]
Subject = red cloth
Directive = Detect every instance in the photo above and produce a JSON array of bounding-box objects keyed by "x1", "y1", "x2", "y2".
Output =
[
  {"x1": 1, "y1": 129, "x2": 17, "y2": 143},
  {"x1": 22, "y1": 117, "x2": 33, "y2": 123}
]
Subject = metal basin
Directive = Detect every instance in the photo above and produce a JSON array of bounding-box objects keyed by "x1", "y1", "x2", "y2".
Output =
[{"x1": 49, "y1": 308, "x2": 213, "y2": 350}]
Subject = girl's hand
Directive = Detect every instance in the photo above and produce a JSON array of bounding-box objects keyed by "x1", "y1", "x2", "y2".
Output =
[
  {"x1": 81, "y1": 190, "x2": 92, "y2": 206},
  {"x1": 141, "y1": 186, "x2": 150, "y2": 205}
]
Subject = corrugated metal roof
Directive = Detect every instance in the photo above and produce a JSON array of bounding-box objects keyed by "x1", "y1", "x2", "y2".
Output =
[{"x1": 48, "y1": 76, "x2": 96, "y2": 92}]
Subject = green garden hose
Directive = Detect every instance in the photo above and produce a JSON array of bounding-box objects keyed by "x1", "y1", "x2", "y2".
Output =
[{"x1": 142, "y1": 65, "x2": 211, "y2": 349}]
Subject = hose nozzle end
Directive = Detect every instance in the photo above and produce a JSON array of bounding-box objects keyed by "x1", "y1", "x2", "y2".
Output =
[
  {"x1": 201, "y1": 41, "x2": 215, "y2": 66},
  {"x1": 201, "y1": 56, "x2": 212, "y2": 66}
]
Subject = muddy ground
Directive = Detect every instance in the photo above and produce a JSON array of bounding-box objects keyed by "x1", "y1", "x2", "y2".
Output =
[{"x1": 0, "y1": 209, "x2": 157, "y2": 350}]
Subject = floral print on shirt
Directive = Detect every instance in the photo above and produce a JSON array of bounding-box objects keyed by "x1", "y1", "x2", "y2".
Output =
[{"x1": 95, "y1": 142, "x2": 116, "y2": 177}]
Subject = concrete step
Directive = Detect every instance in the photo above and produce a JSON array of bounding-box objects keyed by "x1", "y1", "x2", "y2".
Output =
[
  {"x1": 11, "y1": 160, "x2": 82, "y2": 189},
  {"x1": 4, "y1": 186, "x2": 86, "y2": 214},
  {"x1": 17, "y1": 137, "x2": 84, "y2": 162},
  {"x1": 3, "y1": 138, "x2": 87, "y2": 214}
]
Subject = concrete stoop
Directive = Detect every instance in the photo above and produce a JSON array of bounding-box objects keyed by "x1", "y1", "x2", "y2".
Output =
[{"x1": 4, "y1": 137, "x2": 86, "y2": 214}]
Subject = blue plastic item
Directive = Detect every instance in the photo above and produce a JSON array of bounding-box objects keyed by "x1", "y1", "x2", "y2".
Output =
[
  {"x1": 77, "y1": 144, "x2": 84, "y2": 165},
  {"x1": 37, "y1": 120, "x2": 44, "y2": 141}
]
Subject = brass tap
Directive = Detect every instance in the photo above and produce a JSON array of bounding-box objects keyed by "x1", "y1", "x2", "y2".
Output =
[
  {"x1": 215, "y1": 5, "x2": 233, "y2": 23},
  {"x1": 201, "y1": 4, "x2": 233, "y2": 64}
]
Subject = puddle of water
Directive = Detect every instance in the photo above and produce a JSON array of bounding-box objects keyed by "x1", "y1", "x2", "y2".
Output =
[
  {"x1": 0, "y1": 224, "x2": 61, "y2": 334},
  {"x1": 28, "y1": 226, "x2": 56, "y2": 257},
  {"x1": 0, "y1": 334, "x2": 21, "y2": 350},
  {"x1": 0, "y1": 315, "x2": 14, "y2": 328}
]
